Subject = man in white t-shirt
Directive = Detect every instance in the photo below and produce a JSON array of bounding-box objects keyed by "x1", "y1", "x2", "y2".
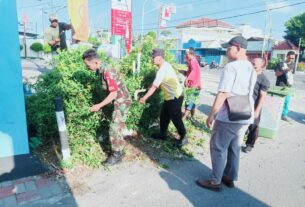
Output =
[
  {"x1": 139, "y1": 49, "x2": 187, "y2": 148},
  {"x1": 197, "y1": 36, "x2": 257, "y2": 192}
]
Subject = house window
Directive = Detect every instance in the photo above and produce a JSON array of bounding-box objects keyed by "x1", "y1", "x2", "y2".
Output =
[{"x1": 277, "y1": 54, "x2": 285, "y2": 61}]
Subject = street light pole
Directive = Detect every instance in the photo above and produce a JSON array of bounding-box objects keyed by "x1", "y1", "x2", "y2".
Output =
[{"x1": 141, "y1": 0, "x2": 149, "y2": 44}]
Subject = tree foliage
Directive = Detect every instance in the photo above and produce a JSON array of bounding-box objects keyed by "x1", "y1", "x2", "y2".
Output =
[{"x1": 284, "y1": 12, "x2": 305, "y2": 50}]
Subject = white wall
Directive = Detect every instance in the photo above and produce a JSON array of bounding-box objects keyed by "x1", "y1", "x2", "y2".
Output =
[
  {"x1": 19, "y1": 37, "x2": 44, "y2": 58},
  {"x1": 177, "y1": 27, "x2": 236, "y2": 49}
]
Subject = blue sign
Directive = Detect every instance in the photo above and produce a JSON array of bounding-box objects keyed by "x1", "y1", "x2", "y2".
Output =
[
  {"x1": 0, "y1": 0, "x2": 29, "y2": 157},
  {"x1": 183, "y1": 39, "x2": 202, "y2": 49}
]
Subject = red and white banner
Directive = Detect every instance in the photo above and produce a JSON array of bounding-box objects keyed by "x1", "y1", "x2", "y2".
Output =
[
  {"x1": 111, "y1": 0, "x2": 132, "y2": 54},
  {"x1": 162, "y1": 6, "x2": 171, "y2": 21}
]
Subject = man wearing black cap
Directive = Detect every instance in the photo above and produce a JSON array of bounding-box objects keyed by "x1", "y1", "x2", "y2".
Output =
[
  {"x1": 139, "y1": 49, "x2": 187, "y2": 148},
  {"x1": 197, "y1": 36, "x2": 257, "y2": 191},
  {"x1": 44, "y1": 14, "x2": 72, "y2": 53}
]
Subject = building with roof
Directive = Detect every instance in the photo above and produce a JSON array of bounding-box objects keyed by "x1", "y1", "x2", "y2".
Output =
[
  {"x1": 173, "y1": 17, "x2": 266, "y2": 65},
  {"x1": 246, "y1": 39, "x2": 275, "y2": 61},
  {"x1": 271, "y1": 40, "x2": 299, "y2": 61}
]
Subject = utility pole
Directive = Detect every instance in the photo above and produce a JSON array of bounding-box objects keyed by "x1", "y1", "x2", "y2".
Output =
[
  {"x1": 157, "y1": 5, "x2": 163, "y2": 40},
  {"x1": 294, "y1": 38, "x2": 302, "y2": 72},
  {"x1": 41, "y1": 8, "x2": 45, "y2": 34},
  {"x1": 262, "y1": 9, "x2": 271, "y2": 57},
  {"x1": 23, "y1": 14, "x2": 28, "y2": 58},
  {"x1": 141, "y1": 0, "x2": 149, "y2": 44}
]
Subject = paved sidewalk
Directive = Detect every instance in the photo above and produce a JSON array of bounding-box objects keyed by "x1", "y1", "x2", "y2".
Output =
[
  {"x1": 21, "y1": 59, "x2": 52, "y2": 83},
  {"x1": 0, "y1": 175, "x2": 76, "y2": 207},
  {"x1": 2, "y1": 67, "x2": 303, "y2": 207}
]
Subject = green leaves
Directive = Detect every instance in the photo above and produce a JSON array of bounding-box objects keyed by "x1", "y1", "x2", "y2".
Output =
[
  {"x1": 26, "y1": 34, "x2": 179, "y2": 167},
  {"x1": 284, "y1": 12, "x2": 305, "y2": 50}
]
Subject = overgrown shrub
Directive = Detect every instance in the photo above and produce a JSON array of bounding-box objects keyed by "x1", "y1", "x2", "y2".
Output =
[
  {"x1": 267, "y1": 58, "x2": 281, "y2": 70},
  {"x1": 20, "y1": 44, "x2": 23, "y2": 51},
  {"x1": 43, "y1": 44, "x2": 52, "y2": 54},
  {"x1": 26, "y1": 32, "x2": 176, "y2": 167}
]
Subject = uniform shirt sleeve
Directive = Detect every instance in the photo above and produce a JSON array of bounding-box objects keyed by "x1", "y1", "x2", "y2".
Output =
[
  {"x1": 217, "y1": 64, "x2": 235, "y2": 92},
  {"x1": 153, "y1": 68, "x2": 166, "y2": 87},
  {"x1": 261, "y1": 75, "x2": 270, "y2": 92},
  {"x1": 104, "y1": 70, "x2": 118, "y2": 92}
]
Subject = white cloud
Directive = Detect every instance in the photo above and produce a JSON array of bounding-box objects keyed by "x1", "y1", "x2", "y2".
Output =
[{"x1": 266, "y1": 0, "x2": 293, "y2": 13}]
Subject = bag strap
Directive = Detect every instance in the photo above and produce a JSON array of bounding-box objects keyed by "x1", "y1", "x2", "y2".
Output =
[{"x1": 248, "y1": 68, "x2": 254, "y2": 98}]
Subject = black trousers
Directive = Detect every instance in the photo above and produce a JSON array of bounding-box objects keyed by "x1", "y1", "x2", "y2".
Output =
[
  {"x1": 245, "y1": 114, "x2": 261, "y2": 147},
  {"x1": 160, "y1": 96, "x2": 186, "y2": 139}
]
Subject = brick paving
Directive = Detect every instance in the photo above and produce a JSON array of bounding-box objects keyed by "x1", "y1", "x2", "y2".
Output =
[{"x1": 0, "y1": 175, "x2": 72, "y2": 207}]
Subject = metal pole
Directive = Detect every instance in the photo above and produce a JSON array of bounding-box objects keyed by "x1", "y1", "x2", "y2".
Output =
[
  {"x1": 157, "y1": 5, "x2": 163, "y2": 40},
  {"x1": 141, "y1": 0, "x2": 149, "y2": 44},
  {"x1": 23, "y1": 20, "x2": 27, "y2": 58},
  {"x1": 261, "y1": 9, "x2": 269, "y2": 57},
  {"x1": 54, "y1": 97, "x2": 71, "y2": 161},
  {"x1": 294, "y1": 38, "x2": 302, "y2": 73},
  {"x1": 41, "y1": 8, "x2": 44, "y2": 34}
]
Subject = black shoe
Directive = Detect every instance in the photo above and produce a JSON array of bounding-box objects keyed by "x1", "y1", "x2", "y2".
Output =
[
  {"x1": 176, "y1": 137, "x2": 188, "y2": 148},
  {"x1": 221, "y1": 176, "x2": 234, "y2": 188},
  {"x1": 281, "y1": 116, "x2": 290, "y2": 122},
  {"x1": 103, "y1": 151, "x2": 124, "y2": 166},
  {"x1": 241, "y1": 145, "x2": 253, "y2": 153},
  {"x1": 151, "y1": 133, "x2": 167, "y2": 140}
]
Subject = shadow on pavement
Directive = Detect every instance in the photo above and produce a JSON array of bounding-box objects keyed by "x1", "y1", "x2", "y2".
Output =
[
  {"x1": 197, "y1": 104, "x2": 212, "y2": 116},
  {"x1": 127, "y1": 137, "x2": 270, "y2": 207},
  {"x1": 288, "y1": 110, "x2": 305, "y2": 124},
  {"x1": 159, "y1": 160, "x2": 270, "y2": 207}
]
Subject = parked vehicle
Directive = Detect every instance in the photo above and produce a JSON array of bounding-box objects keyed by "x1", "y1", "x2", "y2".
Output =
[
  {"x1": 196, "y1": 55, "x2": 208, "y2": 67},
  {"x1": 209, "y1": 60, "x2": 219, "y2": 69}
]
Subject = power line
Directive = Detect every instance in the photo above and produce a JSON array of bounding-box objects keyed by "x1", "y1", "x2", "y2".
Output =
[
  {"x1": 133, "y1": 0, "x2": 288, "y2": 28},
  {"x1": 133, "y1": 0, "x2": 219, "y2": 17},
  {"x1": 133, "y1": 0, "x2": 305, "y2": 31}
]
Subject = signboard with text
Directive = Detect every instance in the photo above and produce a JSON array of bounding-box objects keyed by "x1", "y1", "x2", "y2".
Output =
[{"x1": 111, "y1": 0, "x2": 132, "y2": 53}]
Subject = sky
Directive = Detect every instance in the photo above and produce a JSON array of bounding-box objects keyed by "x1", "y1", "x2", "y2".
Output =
[{"x1": 16, "y1": 0, "x2": 305, "y2": 40}]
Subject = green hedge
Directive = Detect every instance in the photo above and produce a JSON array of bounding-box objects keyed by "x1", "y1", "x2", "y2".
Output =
[
  {"x1": 30, "y1": 42, "x2": 43, "y2": 52},
  {"x1": 26, "y1": 33, "x2": 176, "y2": 167}
]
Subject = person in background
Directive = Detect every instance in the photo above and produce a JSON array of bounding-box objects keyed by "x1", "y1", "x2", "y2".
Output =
[
  {"x1": 275, "y1": 51, "x2": 296, "y2": 121},
  {"x1": 139, "y1": 49, "x2": 187, "y2": 148},
  {"x1": 82, "y1": 49, "x2": 132, "y2": 166},
  {"x1": 44, "y1": 14, "x2": 72, "y2": 53},
  {"x1": 182, "y1": 48, "x2": 202, "y2": 121},
  {"x1": 196, "y1": 36, "x2": 257, "y2": 192},
  {"x1": 242, "y1": 58, "x2": 270, "y2": 153}
]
